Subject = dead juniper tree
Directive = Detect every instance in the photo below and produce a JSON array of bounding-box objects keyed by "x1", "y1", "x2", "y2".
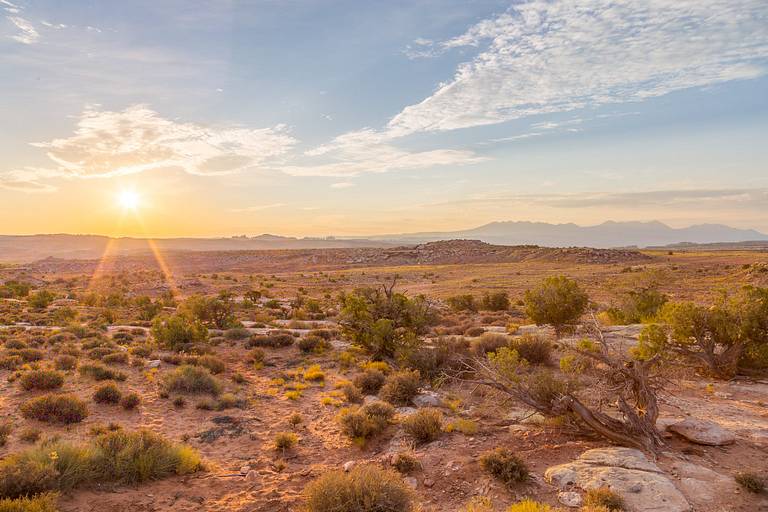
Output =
[{"x1": 459, "y1": 314, "x2": 665, "y2": 454}]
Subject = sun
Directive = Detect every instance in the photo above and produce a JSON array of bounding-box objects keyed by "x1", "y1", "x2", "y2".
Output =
[{"x1": 118, "y1": 190, "x2": 141, "y2": 210}]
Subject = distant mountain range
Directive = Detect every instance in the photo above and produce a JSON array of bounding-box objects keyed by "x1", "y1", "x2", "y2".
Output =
[
  {"x1": 363, "y1": 221, "x2": 768, "y2": 248},
  {"x1": 1, "y1": 221, "x2": 766, "y2": 263}
]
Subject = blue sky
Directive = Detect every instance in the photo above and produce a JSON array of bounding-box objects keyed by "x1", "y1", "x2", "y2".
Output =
[{"x1": 1, "y1": 0, "x2": 767, "y2": 237}]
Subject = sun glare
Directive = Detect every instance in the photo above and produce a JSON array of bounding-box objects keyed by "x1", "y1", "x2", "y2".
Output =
[{"x1": 118, "y1": 190, "x2": 140, "y2": 210}]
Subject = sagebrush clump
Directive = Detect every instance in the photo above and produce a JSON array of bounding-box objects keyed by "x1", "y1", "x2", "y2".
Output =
[
  {"x1": 304, "y1": 464, "x2": 413, "y2": 512},
  {"x1": 20, "y1": 394, "x2": 88, "y2": 424},
  {"x1": 479, "y1": 448, "x2": 529, "y2": 487}
]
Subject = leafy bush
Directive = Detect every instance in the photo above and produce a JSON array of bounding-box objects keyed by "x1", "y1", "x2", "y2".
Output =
[
  {"x1": 20, "y1": 394, "x2": 88, "y2": 424},
  {"x1": 481, "y1": 291, "x2": 510, "y2": 311},
  {"x1": 247, "y1": 333, "x2": 294, "y2": 348},
  {"x1": 735, "y1": 472, "x2": 765, "y2": 493},
  {"x1": 447, "y1": 294, "x2": 477, "y2": 312},
  {"x1": 606, "y1": 288, "x2": 667, "y2": 324},
  {"x1": 524, "y1": 276, "x2": 588, "y2": 335},
  {"x1": 353, "y1": 368, "x2": 386, "y2": 395},
  {"x1": 224, "y1": 327, "x2": 250, "y2": 340},
  {"x1": 19, "y1": 370, "x2": 64, "y2": 391},
  {"x1": 162, "y1": 365, "x2": 222, "y2": 395},
  {"x1": 54, "y1": 355, "x2": 77, "y2": 371},
  {"x1": 509, "y1": 334, "x2": 552, "y2": 365},
  {"x1": 0, "y1": 492, "x2": 59, "y2": 512},
  {"x1": 379, "y1": 370, "x2": 421, "y2": 406},
  {"x1": 298, "y1": 335, "x2": 327, "y2": 353},
  {"x1": 179, "y1": 295, "x2": 238, "y2": 329},
  {"x1": 402, "y1": 408, "x2": 442, "y2": 444},
  {"x1": 78, "y1": 363, "x2": 126, "y2": 382},
  {"x1": 102, "y1": 352, "x2": 129, "y2": 365},
  {"x1": 273, "y1": 432, "x2": 298, "y2": 451},
  {"x1": 471, "y1": 333, "x2": 508, "y2": 356},
  {"x1": 151, "y1": 314, "x2": 208, "y2": 351},
  {"x1": 120, "y1": 393, "x2": 141, "y2": 410},
  {"x1": 392, "y1": 452, "x2": 420, "y2": 474},
  {"x1": 479, "y1": 448, "x2": 529, "y2": 487},
  {"x1": 304, "y1": 464, "x2": 413, "y2": 512},
  {"x1": 403, "y1": 336, "x2": 468, "y2": 380},
  {"x1": 93, "y1": 383, "x2": 122, "y2": 404},
  {"x1": 197, "y1": 355, "x2": 226, "y2": 374},
  {"x1": 337, "y1": 402, "x2": 394, "y2": 442},
  {"x1": 584, "y1": 487, "x2": 625, "y2": 510}
]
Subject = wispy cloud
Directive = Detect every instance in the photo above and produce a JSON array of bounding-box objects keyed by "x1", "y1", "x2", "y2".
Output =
[
  {"x1": 230, "y1": 203, "x2": 286, "y2": 212},
  {"x1": 7, "y1": 15, "x2": 37, "y2": 43},
  {"x1": 394, "y1": 0, "x2": 768, "y2": 134},
  {"x1": 330, "y1": 182, "x2": 355, "y2": 189},
  {"x1": 29, "y1": 105, "x2": 297, "y2": 179}
]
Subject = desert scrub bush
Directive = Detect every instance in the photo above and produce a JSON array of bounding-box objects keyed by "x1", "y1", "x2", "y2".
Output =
[
  {"x1": 0, "y1": 422, "x2": 11, "y2": 447},
  {"x1": 481, "y1": 291, "x2": 510, "y2": 311},
  {"x1": 471, "y1": 333, "x2": 508, "y2": 356},
  {"x1": 0, "y1": 356, "x2": 22, "y2": 370},
  {"x1": 298, "y1": 335, "x2": 327, "y2": 353},
  {"x1": 392, "y1": 452, "x2": 420, "y2": 474},
  {"x1": 402, "y1": 408, "x2": 442, "y2": 444},
  {"x1": 403, "y1": 336, "x2": 469, "y2": 381},
  {"x1": 18, "y1": 428, "x2": 41, "y2": 444},
  {"x1": 524, "y1": 276, "x2": 588, "y2": 335},
  {"x1": 303, "y1": 464, "x2": 413, "y2": 512},
  {"x1": 0, "y1": 492, "x2": 59, "y2": 512},
  {"x1": 19, "y1": 370, "x2": 64, "y2": 391},
  {"x1": 464, "y1": 326, "x2": 486, "y2": 337},
  {"x1": 353, "y1": 368, "x2": 386, "y2": 395},
  {"x1": 445, "y1": 418, "x2": 479, "y2": 435},
  {"x1": 93, "y1": 382, "x2": 122, "y2": 404},
  {"x1": 10, "y1": 349, "x2": 45, "y2": 363},
  {"x1": 101, "y1": 352, "x2": 129, "y2": 365},
  {"x1": 117, "y1": 392, "x2": 140, "y2": 410},
  {"x1": 20, "y1": 394, "x2": 88, "y2": 424},
  {"x1": 479, "y1": 448, "x2": 529, "y2": 487},
  {"x1": 303, "y1": 364, "x2": 325, "y2": 382},
  {"x1": 128, "y1": 344, "x2": 153, "y2": 358},
  {"x1": 224, "y1": 327, "x2": 250, "y2": 340},
  {"x1": 273, "y1": 432, "x2": 298, "y2": 451},
  {"x1": 151, "y1": 314, "x2": 208, "y2": 351},
  {"x1": 584, "y1": 487, "x2": 625, "y2": 510},
  {"x1": 447, "y1": 294, "x2": 477, "y2": 312},
  {"x1": 247, "y1": 333, "x2": 294, "y2": 348},
  {"x1": 379, "y1": 370, "x2": 421, "y2": 406},
  {"x1": 339, "y1": 382, "x2": 362, "y2": 403},
  {"x1": 162, "y1": 365, "x2": 222, "y2": 395},
  {"x1": 53, "y1": 355, "x2": 77, "y2": 371},
  {"x1": 78, "y1": 363, "x2": 126, "y2": 382},
  {"x1": 509, "y1": 334, "x2": 552, "y2": 365},
  {"x1": 196, "y1": 355, "x2": 226, "y2": 374},
  {"x1": 735, "y1": 472, "x2": 765, "y2": 493},
  {"x1": 337, "y1": 401, "x2": 394, "y2": 442},
  {"x1": 506, "y1": 500, "x2": 554, "y2": 512}
]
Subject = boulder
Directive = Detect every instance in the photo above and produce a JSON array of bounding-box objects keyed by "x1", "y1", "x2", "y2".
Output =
[
  {"x1": 558, "y1": 491, "x2": 583, "y2": 508},
  {"x1": 412, "y1": 392, "x2": 441, "y2": 408},
  {"x1": 667, "y1": 418, "x2": 736, "y2": 446},
  {"x1": 545, "y1": 448, "x2": 690, "y2": 512},
  {"x1": 670, "y1": 461, "x2": 734, "y2": 506}
]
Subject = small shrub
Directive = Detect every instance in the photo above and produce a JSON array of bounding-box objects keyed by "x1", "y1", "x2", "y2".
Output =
[
  {"x1": 298, "y1": 335, "x2": 327, "y2": 353},
  {"x1": 162, "y1": 365, "x2": 222, "y2": 395},
  {"x1": 78, "y1": 364, "x2": 126, "y2": 382},
  {"x1": 524, "y1": 276, "x2": 588, "y2": 335},
  {"x1": 19, "y1": 370, "x2": 64, "y2": 391},
  {"x1": 247, "y1": 333, "x2": 294, "y2": 348},
  {"x1": 119, "y1": 392, "x2": 140, "y2": 410},
  {"x1": 224, "y1": 327, "x2": 250, "y2": 340},
  {"x1": 274, "y1": 432, "x2": 298, "y2": 451},
  {"x1": 340, "y1": 383, "x2": 362, "y2": 403},
  {"x1": 288, "y1": 413, "x2": 303, "y2": 428},
  {"x1": 20, "y1": 394, "x2": 88, "y2": 424},
  {"x1": 337, "y1": 402, "x2": 394, "y2": 442},
  {"x1": 0, "y1": 423, "x2": 11, "y2": 447},
  {"x1": 93, "y1": 383, "x2": 122, "y2": 404},
  {"x1": 0, "y1": 493, "x2": 59, "y2": 512},
  {"x1": 510, "y1": 334, "x2": 552, "y2": 365},
  {"x1": 402, "y1": 408, "x2": 442, "y2": 444},
  {"x1": 506, "y1": 500, "x2": 554, "y2": 512},
  {"x1": 303, "y1": 464, "x2": 413, "y2": 512},
  {"x1": 464, "y1": 326, "x2": 486, "y2": 337},
  {"x1": 379, "y1": 370, "x2": 420, "y2": 406},
  {"x1": 735, "y1": 472, "x2": 765, "y2": 493},
  {"x1": 471, "y1": 333, "x2": 508, "y2": 356},
  {"x1": 54, "y1": 355, "x2": 78, "y2": 371},
  {"x1": 18, "y1": 428, "x2": 41, "y2": 444},
  {"x1": 584, "y1": 487, "x2": 625, "y2": 511},
  {"x1": 172, "y1": 397, "x2": 186, "y2": 408},
  {"x1": 392, "y1": 452, "x2": 420, "y2": 474},
  {"x1": 0, "y1": 356, "x2": 22, "y2": 370},
  {"x1": 354, "y1": 368, "x2": 386, "y2": 395},
  {"x1": 303, "y1": 364, "x2": 325, "y2": 382},
  {"x1": 197, "y1": 355, "x2": 226, "y2": 374},
  {"x1": 479, "y1": 448, "x2": 529, "y2": 487},
  {"x1": 102, "y1": 352, "x2": 129, "y2": 365}
]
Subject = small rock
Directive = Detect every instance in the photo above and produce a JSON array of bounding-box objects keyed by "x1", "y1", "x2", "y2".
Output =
[
  {"x1": 558, "y1": 491, "x2": 583, "y2": 508},
  {"x1": 343, "y1": 461, "x2": 356, "y2": 472},
  {"x1": 396, "y1": 407, "x2": 418, "y2": 417},
  {"x1": 146, "y1": 359, "x2": 161, "y2": 368},
  {"x1": 403, "y1": 476, "x2": 418, "y2": 489},
  {"x1": 239, "y1": 465, "x2": 250, "y2": 475},
  {"x1": 412, "y1": 393, "x2": 441, "y2": 408},
  {"x1": 244, "y1": 470, "x2": 259, "y2": 482},
  {"x1": 667, "y1": 418, "x2": 736, "y2": 446},
  {"x1": 363, "y1": 395, "x2": 379, "y2": 404},
  {"x1": 423, "y1": 478, "x2": 434, "y2": 488}
]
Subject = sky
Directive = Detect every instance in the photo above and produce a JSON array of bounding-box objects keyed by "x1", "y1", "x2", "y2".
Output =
[{"x1": 1, "y1": 0, "x2": 768, "y2": 238}]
